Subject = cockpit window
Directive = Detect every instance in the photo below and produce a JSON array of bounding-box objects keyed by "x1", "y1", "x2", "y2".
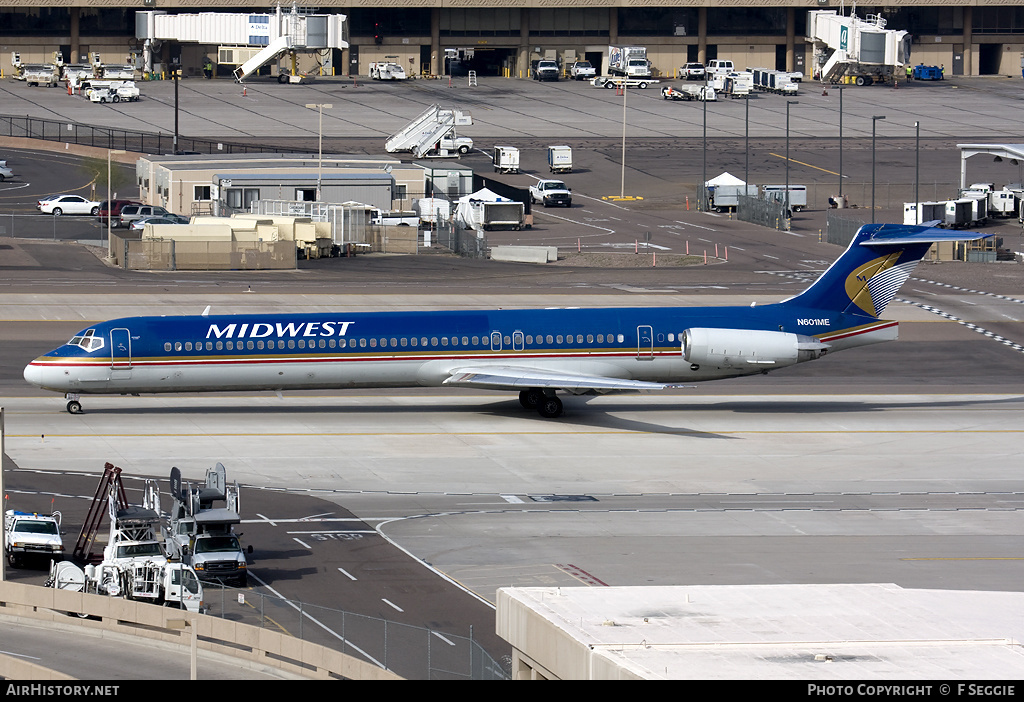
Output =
[{"x1": 67, "y1": 329, "x2": 105, "y2": 352}]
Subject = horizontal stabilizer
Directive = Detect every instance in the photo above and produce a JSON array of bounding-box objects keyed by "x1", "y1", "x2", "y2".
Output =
[{"x1": 859, "y1": 223, "x2": 992, "y2": 247}]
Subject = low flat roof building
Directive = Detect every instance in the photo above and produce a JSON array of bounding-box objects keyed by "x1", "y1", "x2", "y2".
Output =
[{"x1": 497, "y1": 583, "x2": 1024, "y2": 680}]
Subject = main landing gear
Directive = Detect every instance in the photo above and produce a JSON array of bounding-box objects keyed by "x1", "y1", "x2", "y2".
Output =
[{"x1": 518, "y1": 388, "x2": 563, "y2": 418}]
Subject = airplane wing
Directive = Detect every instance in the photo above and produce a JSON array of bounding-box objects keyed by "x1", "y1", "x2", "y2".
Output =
[{"x1": 442, "y1": 366, "x2": 677, "y2": 393}]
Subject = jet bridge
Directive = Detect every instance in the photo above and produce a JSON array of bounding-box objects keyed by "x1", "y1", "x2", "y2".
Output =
[
  {"x1": 807, "y1": 10, "x2": 911, "y2": 86},
  {"x1": 135, "y1": 7, "x2": 347, "y2": 82},
  {"x1": 385, "y1": 105, "x2": 474, "y2": 159}
]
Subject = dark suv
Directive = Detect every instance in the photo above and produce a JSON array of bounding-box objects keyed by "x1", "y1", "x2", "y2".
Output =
[
  {"x1": 118, "y1": 204, "x2": 170, "y2": 229},
  {"x1": 97, "y1": 200, "x2": 140, "y2": 225}
]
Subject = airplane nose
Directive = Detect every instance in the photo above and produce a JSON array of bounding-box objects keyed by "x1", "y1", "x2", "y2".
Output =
[{"x1": 23, "y1": 361, "x2": 44, "y2": 387}]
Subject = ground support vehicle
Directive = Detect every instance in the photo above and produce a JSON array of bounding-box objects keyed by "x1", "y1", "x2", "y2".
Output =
[
  {"x1": 547, "y1": 146, "x2": 572, "y2": 174},
  {"x1": 165, "y1": 464, "x2": 251, "y2": 587},
  {"x1": 661, "y1": 84, "x2": 715, "y2": 101},
  {"x1": 371, "y1": 210, "x2": 420, "y2": 227},
  {"x1": 369, "y1": 61, "x2": 407, "y2": 80},
  {"x1": 5, "y1": 510, "x2": 63, "y2": 567},
  {"x1": 592, "y1": 76, "x2": 658, "y2": 90},
  {"x1": 608, "y1": 46, "x2": 651, "y2": 78},
  {"x1": 530, "y1": 179, "x2": 572, "y2": 207},
  {"x1": 385, "y1": 104, "x2": 473, "y2": 159},
  {"x1": 911, "y1": 64, "x2": 942, "y2": 80},
  {"x1": 721, "y1": 72, "x2": 753, "y2": 98},
  {"x1": 48, "y1": 558, "x2": 203, "y2": 613},
  {"x1": 493, "y1": 146, "x2": 520, "y2": 174},
  {"x1": 569, "y1": 61, "x2": 596, "y2": 80},
  {"x1": 751, "y1": 68, "x2": 799, "y2": 95},
  {"x1": 88, "y1": 88, "x2": 114, "y2": 104},
  {"x1": 113, "y1": 82, "x2": 141, "y2": 102},
  {"x1": 47, "y1": 470, "x2": 204, "y2": 613}
]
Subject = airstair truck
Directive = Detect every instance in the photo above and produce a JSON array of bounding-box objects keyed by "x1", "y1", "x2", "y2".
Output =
[{"x1": 385, "y1": 104, "x2": 474, "y2": 159}]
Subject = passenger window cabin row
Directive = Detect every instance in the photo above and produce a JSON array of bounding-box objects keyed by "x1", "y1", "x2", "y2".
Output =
[{"x1": 160, "y1": 332, "x2": 686, "y2": 353}]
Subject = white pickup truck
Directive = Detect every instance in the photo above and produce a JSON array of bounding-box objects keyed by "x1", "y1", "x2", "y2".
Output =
[
  {"x1": 5, "y1": 510, "x2": 64, "y2": 567},
  {"x1": 530, "y1": 179, "x2": 572, "y2": 208},
  {"x1": 570, "y1": 61, "x2": 596, "y2": 81}
]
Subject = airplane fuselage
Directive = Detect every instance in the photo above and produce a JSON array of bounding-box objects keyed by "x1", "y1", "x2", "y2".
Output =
[{"x1": 24, "y1": 303, "x2": 892, "y2": 397}]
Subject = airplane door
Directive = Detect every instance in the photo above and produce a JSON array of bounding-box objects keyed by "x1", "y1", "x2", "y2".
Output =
[
  {"x1": 512, "y1": 331, "x2": 524, "y2": 352},
  {"x1": 490, "y1": 331, "x2": 502, "y2": 352},
  {"x1": 110, "y1": 328, "x2": 132, "y2": 369},
  {"x1": 637, "y1": 325, "x2": 654, "y2": 359}
]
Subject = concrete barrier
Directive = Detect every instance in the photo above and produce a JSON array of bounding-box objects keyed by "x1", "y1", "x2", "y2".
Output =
[
  {"x1": 0, "y1": 580, "x2": 401, "y2": 680},
  {"x1": 490, "y1": 245, "x2": 558, "y2": 263}
]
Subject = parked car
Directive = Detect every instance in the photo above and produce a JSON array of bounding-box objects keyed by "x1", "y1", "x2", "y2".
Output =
[
  {"x1": 533, "y1": 60, "x2": 560, "y2": 82},
  {"x1": 97, "y1": 199, "x2": 141, "y2": 224},
  {"x1": 117, "y1": 204, "x2": 169, "y2": 228},
  {"x1": 683, "y1": 63, "x2": 706, "y2": 81},
  {"x1": 130, "y1": 214, "x2": 190, "y2": 231},
  {"x1": 0, "y1": 161, "x2": 13, "y2": 182},
  {"x1": 37, "y1": 194, "x2": 100, "y2": 216}
]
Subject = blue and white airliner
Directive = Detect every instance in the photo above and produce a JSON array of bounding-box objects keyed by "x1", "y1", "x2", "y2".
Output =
[{"x1": 24, "y1": 223, "x2": 986, "y2": 418}]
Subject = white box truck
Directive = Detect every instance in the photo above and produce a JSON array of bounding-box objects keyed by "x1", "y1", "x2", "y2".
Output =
[{"x1": 608, "y1": 46, "x2": 651, "y2": 78}]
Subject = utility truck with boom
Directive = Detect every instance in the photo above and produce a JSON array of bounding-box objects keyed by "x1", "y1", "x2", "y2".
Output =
[
  {"x1": 46, "y1": 470, "x2": 203, "y2": 613},
  {"x1": 165, "y1": 463, "x2": 251, "y2": 587}
]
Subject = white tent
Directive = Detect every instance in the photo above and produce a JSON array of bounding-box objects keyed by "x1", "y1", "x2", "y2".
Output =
[
  {"x1": 705, "y1": 171, "x2": 746, "y2": 187},
  {"x1": 455, "y1": 187, "x2": 511, "y2": 230}
]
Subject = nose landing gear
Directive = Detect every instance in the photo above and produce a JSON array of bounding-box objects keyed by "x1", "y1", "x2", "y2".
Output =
[{"x1": 65, "y1": 394, "x2": 83, "y2": 414}]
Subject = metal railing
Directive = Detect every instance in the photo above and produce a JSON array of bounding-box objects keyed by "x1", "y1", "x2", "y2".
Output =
[{"x1": 200, "y1": 580, "x2": 510, "y2": 680}]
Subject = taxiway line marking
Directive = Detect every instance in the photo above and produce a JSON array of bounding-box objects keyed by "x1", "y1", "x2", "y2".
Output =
[{"x1": 768, "y1": 152, "x2": 840, "y2": 176}]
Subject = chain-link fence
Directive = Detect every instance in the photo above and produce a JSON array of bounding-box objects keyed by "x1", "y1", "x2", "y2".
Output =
[
  {"x1": 200, "y1": 581, "x2": 510, "y2": 680},
  {"x1": 736, "y1": 193, "x2": 791, "y2": 231},
  {"x1": 0, "y1": 114, "x2": 293, "y2": 155}
]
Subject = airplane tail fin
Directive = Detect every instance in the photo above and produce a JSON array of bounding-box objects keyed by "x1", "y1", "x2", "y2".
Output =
[{"x1": 782, "y1": 223, "x2": 990, "y2": 318}]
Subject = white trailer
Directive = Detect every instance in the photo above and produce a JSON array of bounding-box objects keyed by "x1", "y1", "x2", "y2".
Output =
[
  {"x1": 904, "y1": 201, "x2": 946, "y2": 225},
  {"x1": 592, "y1": 76, "x2": 659, "y2": 90},
  {"x1": 763, "y1": 184, "x2": 808, "y2": 211},
  {"x1": 547, "y1": 145, "x2": 572, "y2": 174},
  {"x1": 493, "y1": 146, "x2": 520, "y2": 174},
  {"x1": 662, "y1": 84, "x2": 715, "y2": 101}
]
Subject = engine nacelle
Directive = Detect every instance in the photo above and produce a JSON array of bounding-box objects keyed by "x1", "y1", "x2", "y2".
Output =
[{"x1": 682, "y1": 328, "x2": 829, "y2": 370}]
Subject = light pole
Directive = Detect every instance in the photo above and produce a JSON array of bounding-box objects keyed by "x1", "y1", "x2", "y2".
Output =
[
  {"x1": 304, "y1": 103, "x2": 333, "y2": 202},
  {"x1": 837, "y1": 86, "x2": 845, "y2": 201},
  {"x1": 701, "y1": 93, "x2": 707, "y2": 210},
  {"x1": 620, "y1": 82, "x2": 627, "y2": 198},
  {"x1": 785, "y1": 100, "x2": 798, "y2": 222},
  {"x1": 106, "y1": 148, "x2": 126, "y2": 260},
  {"x1": 872, "y1": 115, "x2": 886, "y2": 224},
  {"x1": 914, "y1": 120, "x2": 920, "y2": 224}
]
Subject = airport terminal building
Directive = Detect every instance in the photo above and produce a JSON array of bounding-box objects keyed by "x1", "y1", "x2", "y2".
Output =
[{"x1": 2, "y1": 2, "x2": 1023, "y2": 81}]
